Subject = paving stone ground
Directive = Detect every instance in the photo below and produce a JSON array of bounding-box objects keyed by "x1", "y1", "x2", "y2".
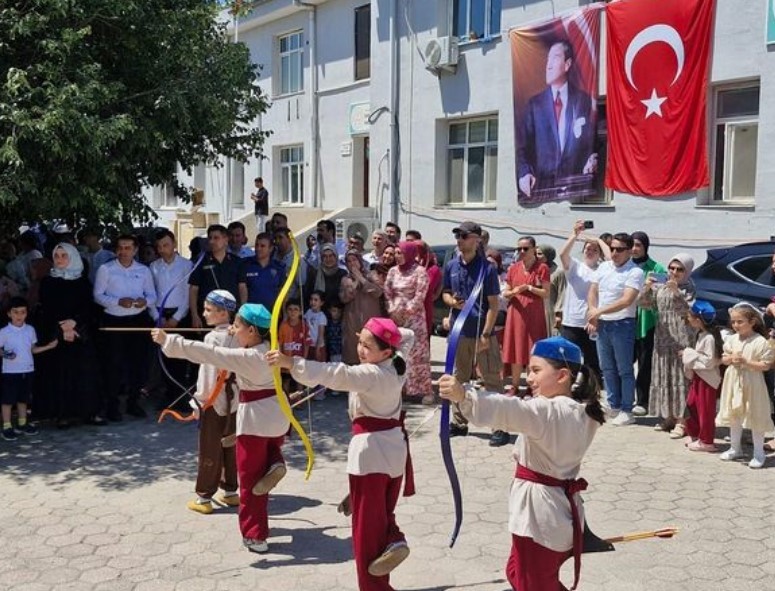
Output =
[{"x1": 2, "y1": 336, "x2": 775, "y2": 590}]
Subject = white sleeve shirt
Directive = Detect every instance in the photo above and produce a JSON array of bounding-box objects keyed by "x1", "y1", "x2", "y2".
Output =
[
  {"x1": 149, "y1": 254, "x2": 193, "y2": 321},
  {"x1": 93, "y1": 260, "x2": 157, "y2": 317}
]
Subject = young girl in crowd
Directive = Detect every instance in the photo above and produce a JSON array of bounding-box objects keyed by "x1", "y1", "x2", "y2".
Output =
[
  {"x1": 439, "y1": 336, "x2": 605, "y2": 591},
  {"x1": 716, "y1": 302, "x2": 774, "y2": 469},
  {"x1": 267, "y1": 317, "x2": 415, "y2": 591},
  {"x1": 681, "y1": 300, "x2": 723, "y2": 453},
  {"x1": 153, "y1": 303, "x2": 290, "y2": 553}
]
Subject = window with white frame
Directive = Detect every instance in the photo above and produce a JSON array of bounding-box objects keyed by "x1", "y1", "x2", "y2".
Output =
[
  {"x1": 452, "y1": 0, "x2": 502, "y2": 42},
  {"x1": 154, "y1": 183, "x2": 177, "y2": 208},
  {"x1": 279, "y1": 31, "x2": 304, "y2": 95},
  {"x1": 712, "y1": 84, "x2": 760, "y2": 202},
  {"x1": 280, "y1": 146, "x2": 304, "y2": 204},
  {"x1": 447, "y1": 117, "x2": 497, "y2": 206}
]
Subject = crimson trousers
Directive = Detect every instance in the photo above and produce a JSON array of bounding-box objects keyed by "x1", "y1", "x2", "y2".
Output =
[
  {"x1": 235, "y1": 434, "x2": 285, "y2": 540},
  {"x1": 684, "y1": 376, "x2": 718, "y2": 445},
  {"x1": 349, "y1": 473, "x2": 405, "y2": 591},
  {"x1": 506, "y1": 534, "x2": 571, "y2": 591}
]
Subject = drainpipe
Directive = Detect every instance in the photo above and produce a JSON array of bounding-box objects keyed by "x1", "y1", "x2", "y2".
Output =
[
  {"x1": 389, "y1": 0, "x2": 399, "y2": 225},
  {"x1": 294, "y1": 0, "x2": 319, "y2": 209}
]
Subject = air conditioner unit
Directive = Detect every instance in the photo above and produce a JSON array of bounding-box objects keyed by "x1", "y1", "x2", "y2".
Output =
[
  {"x1": 424, "y1": 36, "x2": 459, "y2": 71},
  {"x1": 336, "y1": 218, "x2": 377, "y2": 242}
]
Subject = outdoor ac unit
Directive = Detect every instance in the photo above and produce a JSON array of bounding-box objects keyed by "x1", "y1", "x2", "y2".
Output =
[
  {"x1": 337, "y1": 218, "x2": 377, "y2": 242},
  {"x1": 424, "y1": 36, "x2": 459, "y2": 71}
]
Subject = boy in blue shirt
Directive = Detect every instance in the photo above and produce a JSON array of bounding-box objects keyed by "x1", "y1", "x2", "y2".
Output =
[{"x1": 0, "y1": 297, "x2": 58, "y2": 440}]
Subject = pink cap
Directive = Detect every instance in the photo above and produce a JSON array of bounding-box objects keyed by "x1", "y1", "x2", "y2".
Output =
[{"x1": 363, "y1": 317, "x2": 401, "y2": 348}]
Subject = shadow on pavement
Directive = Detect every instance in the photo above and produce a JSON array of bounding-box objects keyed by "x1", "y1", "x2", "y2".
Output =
[{"x1": 249, "y1": 525, "x2": 352, "y2": 568}]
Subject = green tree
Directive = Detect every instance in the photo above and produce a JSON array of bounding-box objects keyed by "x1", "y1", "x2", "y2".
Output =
[{"x1": 0, "y1": 0, "x2": 268, "y2": 231}]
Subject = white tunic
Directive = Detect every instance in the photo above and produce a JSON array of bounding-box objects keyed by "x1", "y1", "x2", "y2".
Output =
[
  {"x1": 682, "y1": 331, "x2": 722, "y2": 389},
  {"x1": 162, "y1": 335, "x2": 289, "y2": 437},
  {"x1": 458, "y1": 391, "x2": 599, "y2": 552},
  {"x1": 290, "y1": 355, "x2": 408, "y2": 478},
  {"x1": 188, "y1": 325, "x2": 237, "y2": 416}
]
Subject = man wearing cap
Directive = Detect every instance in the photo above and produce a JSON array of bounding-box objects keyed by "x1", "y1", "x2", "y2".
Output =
[{"x1": 442, "y1": 222, "x2": 506, "y2": 445}]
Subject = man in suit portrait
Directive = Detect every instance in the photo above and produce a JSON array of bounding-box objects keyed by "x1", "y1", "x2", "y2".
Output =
[{"x1": 517, "y1": 39, "x2": 598, "y2": 199}]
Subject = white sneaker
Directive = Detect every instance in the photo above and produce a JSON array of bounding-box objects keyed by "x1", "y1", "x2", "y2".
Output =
[
  {"x1": 606, "y1": 407, "x2": 621, "y2": 419},
  {"x1": 720, "y1": 449, "x2": 743, "y2": 461},
  {"x1": 368, "y1": 541, "x2": 410, "y2": 576},
  {"x1": 611, "y1": 412, "x2": 634, "y2": 426},
  {"x1": 749, "y1": 455, "x2": 766, "y2": 469},
  {"x1": 243, "y1": 538, "x2": 269, "y2": 553},
  {"x1": 632, "y1": 405, "x2": 647, "y2": 417}
]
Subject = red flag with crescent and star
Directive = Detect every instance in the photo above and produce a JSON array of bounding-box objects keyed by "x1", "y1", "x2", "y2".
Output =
[{"x1": 605, "y1": 0, "x2": 714, "y2": 196}]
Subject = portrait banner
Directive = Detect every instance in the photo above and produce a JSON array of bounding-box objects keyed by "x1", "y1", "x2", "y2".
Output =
[{"x1": 510, "y1": 5, "x2": 604, "y2": 206}]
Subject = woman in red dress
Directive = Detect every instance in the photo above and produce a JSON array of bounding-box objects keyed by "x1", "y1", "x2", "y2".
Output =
[{"x1": 502, "y1": 237, "x2": 550, "y2": 392}]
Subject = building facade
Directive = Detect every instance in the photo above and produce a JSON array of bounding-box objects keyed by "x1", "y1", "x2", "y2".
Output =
[{"x1": 151, "y1": 0, "x2": 775, "y2": 264}]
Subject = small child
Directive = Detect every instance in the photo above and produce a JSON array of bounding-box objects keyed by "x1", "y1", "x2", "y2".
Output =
[
  {"x1": 717, "y1": 302, "x2": 774, "y2": 469},
  {"x1": 439, "y1": 336, "x2": 605, "y2": 591},
  {"x1": 277, "y1": 299, "x2": 310, "y2": 396},
  {"x1": 0, "y1": 296, "x2": 58, "y2": 440},
  {"x1": 153, "y1": 303, "x2": 289, "y2": 554},
  {"x1": 267, "y1": 318, "x2": 415, "y2": 590},
  {"x1": 187, "y1": 290, "x2": 240, "y2": 514},
  {"x1": 681, "y1": 300, "x2": 723, "y2": 453},
  {"x1": 304, "y1": 290, "x2": 328, "y2": 400},
  {"x1": 325, "y1": 300, "x2": 345, "y2": 397}
]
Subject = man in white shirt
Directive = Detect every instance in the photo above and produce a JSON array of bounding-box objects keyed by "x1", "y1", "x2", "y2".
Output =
[
  {"x1": 147, "y1": 229, "x2": 193, "y2": 405},
  {"x1": 363, "y1": 230, "x2": 388, "y2": 268},
  {"x1": 94, "y1": 234, "x2": 157, "y2": 421},
  {"x1": 587, "y1": 233, "x2": 644, "y2": 426}
]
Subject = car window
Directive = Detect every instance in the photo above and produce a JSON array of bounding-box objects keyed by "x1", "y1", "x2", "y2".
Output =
[{"x1": 730, "y1": 256, "x2": 775, "y2": 286}]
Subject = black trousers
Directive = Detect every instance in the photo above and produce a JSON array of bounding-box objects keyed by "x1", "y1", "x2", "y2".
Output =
[
  {"x1": 103, "y1": 311, "x2": 152, "y2": 412},
  {"x1": 634, "y1": 327, "x2": 656, "y2": 409}
]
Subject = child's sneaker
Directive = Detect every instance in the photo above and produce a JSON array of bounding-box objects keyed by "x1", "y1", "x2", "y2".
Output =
[
  {"x1": 243, "y1": 538, "x2": 269, "y2": 553},
  {"x1": 186, "y1": 498, "x2": 214, "y2": 515},
  {"x1": 368, "y1": 541, "x2": 410, "y2": 576},
  {"x1": 1, "y1": 428, "x2": 18, "y2": 441},
  {"x1": 215, "y1": 491, "x2": 240, "y2": 507},
  {"x1": 252, "y1": 463, "x2": 287, "y2": 496},
  {"x1": 720, "y1": 449, "x2": 743, "y2": 461},
  {"x1": 749, "y1": 455, "x2": 766, "y2": 469},
  {"x1": 18, "y1": 423, "x2": 38, "y2": 436}
]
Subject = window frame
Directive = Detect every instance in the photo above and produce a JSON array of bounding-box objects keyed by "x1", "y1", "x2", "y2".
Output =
[
  {"x1": 278, "y1": 30, "x2": 304, "y2": 97},
  {"x1": 450, "y1": 0, "x2": 502, "y2": 43},
  {"x1": 711, "y1": 83, "x2": 760, "y2": 204},
  {"x1": 279, "y1": 145, "x2": 305, "y2": 205},
  {"x1": 354, "y1": 4, "x2": 371, "y2": 81},
  {"x1": 445, "y1": 116, "x2": 498, "y2": 207}
]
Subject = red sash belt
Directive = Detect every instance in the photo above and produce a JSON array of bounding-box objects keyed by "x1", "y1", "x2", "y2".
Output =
[
  {"x1": 239, "y1": 389, "x2": 276, "y2": 403},
  {"x1": 515, "y1": 464, "x2": 588, "y2": 591},
  {"x1": 352, "y1": 411, "x2": 415, "y2": 497}
]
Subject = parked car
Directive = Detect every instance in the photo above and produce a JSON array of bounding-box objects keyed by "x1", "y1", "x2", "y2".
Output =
[
  {"x1": 691, "y1": 241, "x2": 775, "y2": 326},
  {"x1": 430, "y1": 244, "x2": 515, "y2": 336}
]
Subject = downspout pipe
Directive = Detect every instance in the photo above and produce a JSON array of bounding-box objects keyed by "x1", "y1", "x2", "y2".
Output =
[
  {"x1": 389, "y1": 0, "x2": 399, "y2": 225},
  {"x1": 294, "y1": 0, "x2": 319, "y2": 209}
]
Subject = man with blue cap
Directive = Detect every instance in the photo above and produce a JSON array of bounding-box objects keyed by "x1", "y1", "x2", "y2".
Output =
[
  {"x1": 438, "y1": 336, "x2": 605, "y2": 591},
  {"x1": 152, "y1": 302, "x2": 289, "y2": 555}
]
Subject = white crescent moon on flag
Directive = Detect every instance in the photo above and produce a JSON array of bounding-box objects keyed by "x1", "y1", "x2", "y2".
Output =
[{"x1": 624, "y1": 24, "x2": 685, "y2": 90}]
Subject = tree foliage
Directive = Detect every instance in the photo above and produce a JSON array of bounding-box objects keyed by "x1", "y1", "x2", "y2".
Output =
[{"x1": 0, "y1": 0, "x2": 269, "y2": 231}]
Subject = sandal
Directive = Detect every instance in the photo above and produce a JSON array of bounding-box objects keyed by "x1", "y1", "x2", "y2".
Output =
[{"x1": 669, "y1": 423, "x2": 686, "y2": 439}]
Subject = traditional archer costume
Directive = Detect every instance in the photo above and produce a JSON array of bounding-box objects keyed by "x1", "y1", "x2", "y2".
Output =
[
  {"x1": 286, "y1": 317, "x2": 415, "y2": 591},
  {"x1": 160, "y1": 303, "x2": 289, "y2": 554},
  {"x1": 454, "y1": 337, "x2": 599, "y2": 591}
]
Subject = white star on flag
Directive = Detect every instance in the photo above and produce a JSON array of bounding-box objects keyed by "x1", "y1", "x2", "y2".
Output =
[{"x1": 641, "y1": 88, "x2": 667, "y2": 118}]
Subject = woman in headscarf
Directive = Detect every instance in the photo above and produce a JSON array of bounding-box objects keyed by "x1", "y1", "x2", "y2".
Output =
[
  {"x1": 37, "y1": 243, "x2": 104, "y2": 427},
  {"x1": 639, "y1": 253, "x2": 696, "y2": 436},
  {"x1": 373, "y1": 243, "x2": 397, "y2": 289},
  {"x1": 416, "y1": 241, "x2": 442, "y2": 339},
  {"x1": 384, "y1": 241, "x2": 433, "y2": 403},
  {"x1": 536, "y1": 244, "x2": 566, "y2": 337},
  {"x1": 339, "y1": 249, "x2": 385, "y2": 364},
  {"x1": 304, "y1": 243, "x2": 347, "y2": 310}
]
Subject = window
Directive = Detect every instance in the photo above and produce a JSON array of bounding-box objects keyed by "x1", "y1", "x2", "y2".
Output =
[
  {"x1": 712, "y1": 84, "x2": 759, "y2": 202},
  {"x1": 230, "y1": 159, "x2": 244, "y2": 207},
  {"x1": 354, "y1": 4, "x2": 371, "y2": 81},
  {"x1": 452, "y1": 0, "x2": 501, "y2": 42},
  {"x1": 279, "y1": 31, "x2": 303, "y2": 95},
  {"x1": 731, "y1": 256, "x2": 772, "y2": 285},
  {"x1": 447, "y1": 117, "x2": 497, "y2": 206},
  {"x1": 280, "y1": 146, "x2": 304, "y2": 204},
  {"x1": 154, "y1": 182, "x2": 177, "y2": 208}
]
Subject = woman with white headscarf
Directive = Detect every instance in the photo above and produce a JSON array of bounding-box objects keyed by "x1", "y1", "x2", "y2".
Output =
[
  {"x1": 639, "y1": 253, "x2": 696, "y2": 436},
  {"x1": 37, "y1": 243, "x2": 105, "y2": 427}
]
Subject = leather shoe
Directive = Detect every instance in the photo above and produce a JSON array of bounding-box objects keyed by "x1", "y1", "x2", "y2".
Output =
[
  {"x1": 449, "y1": 423, "x2": 468, "y2": 437},
  {"x1": 489, "y1": 430, "x2": 510, "y2": 447}
]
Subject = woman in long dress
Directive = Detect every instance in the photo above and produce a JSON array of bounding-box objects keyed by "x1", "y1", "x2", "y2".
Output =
[
  {"x1": 639, "y1": 253, "x2": 696, "y2": 436},
  {"x1": 340, "y1": 249, "x2": 384, "y2": 365},
  {"x1": 384, "y1": 241, "x2": 432, "y2": 403}
]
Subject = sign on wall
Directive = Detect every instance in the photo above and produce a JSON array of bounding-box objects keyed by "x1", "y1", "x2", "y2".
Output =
[{"x1": 768, "y1": 0, "x2": 775, "y2": 46}]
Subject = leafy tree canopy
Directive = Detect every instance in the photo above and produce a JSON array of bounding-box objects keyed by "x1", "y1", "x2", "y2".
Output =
[{"x1": 0, "y1": 0, "x2": 268, "y2": 232}]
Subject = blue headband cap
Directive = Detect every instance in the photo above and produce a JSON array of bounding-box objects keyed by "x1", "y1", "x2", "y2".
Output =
[
  {"x1": 205, "y1": 289, "x2": 237, "y2": 312},
  {"x1": 238, "y1": 303, "x2": 272, "y2": 329},
  {"x1": 531, "y1": 336, "x2": 582, "y2": 365},
  {"x1": 690, "y1": 299, "x2": 715, "y2": 322}
]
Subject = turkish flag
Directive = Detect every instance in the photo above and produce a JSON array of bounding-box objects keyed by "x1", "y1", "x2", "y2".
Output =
[{"x1": 605, "y1": 0, "x2": 714, "y2": 196}]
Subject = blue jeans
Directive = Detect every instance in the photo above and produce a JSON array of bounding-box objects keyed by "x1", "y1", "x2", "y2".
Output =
[{"x1": 596, "y1": 318, "x2": 636, "y2": 413}]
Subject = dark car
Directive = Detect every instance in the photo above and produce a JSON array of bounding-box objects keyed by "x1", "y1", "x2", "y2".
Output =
[
  {"x1": 691, "y1": 241, "x2": 775, "y2": 325},
  {"x1": 430, "y1": 244, "x2": 515, "y2": 336}
]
